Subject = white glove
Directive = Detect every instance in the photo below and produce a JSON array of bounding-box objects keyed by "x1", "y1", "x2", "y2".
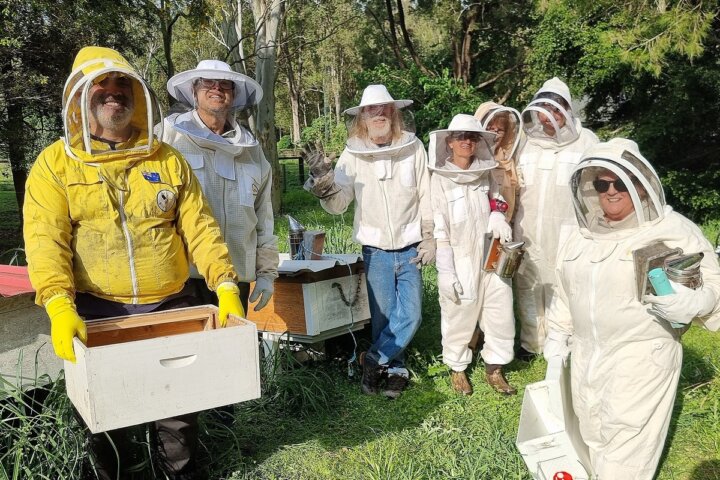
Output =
[
  {"x1": 249, "y1": 276, "x2": 275, "y2": 311},
  {"x1": 643, "y1": 280, "x2": 716, "y2": 326},
  {"x1": 487, "y1": 211, "x2": 512, "y2": 244},
  {"x1": 543, "y1": 329, "x2": 570, "y2": 361},
  {"x1": 435, "y1": 246, "x2": 462, "y2": 301},
  {"x1": 437, "y1": 273, "x2": 463, "y2": 302}
]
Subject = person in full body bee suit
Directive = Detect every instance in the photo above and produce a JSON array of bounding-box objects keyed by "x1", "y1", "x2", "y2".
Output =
[
  {"x1": 428, "y1": 114, "x2": 517, "y2": 396},
  {"x1": 544, "y1": 138, "x2": 720, "y2": 479},
  {"x1": 513, "y1": 77, "x2": 599, "y2": 358}
]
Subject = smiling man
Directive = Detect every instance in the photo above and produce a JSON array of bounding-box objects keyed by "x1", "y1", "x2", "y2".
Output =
[
  {"x1": 163, "y1": 60, "x2": 278, "y2": 318},
  {"x1": 304, "y1": 84, "x2": 434, "y2": 399},
  {"x1": 23, "y1": 46, "x2": 243, "y2": 479}
]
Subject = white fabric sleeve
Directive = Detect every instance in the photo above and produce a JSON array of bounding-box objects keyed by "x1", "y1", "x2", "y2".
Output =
[
  {"x1": 415, "y1": 141, "x2": 434, "y2": 233},
  {"x1": 254, "y1": 149, "x2": 279, "y2": 279}
]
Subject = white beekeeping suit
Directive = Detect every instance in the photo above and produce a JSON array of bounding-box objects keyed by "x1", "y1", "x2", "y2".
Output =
[
  {"x1": 429, "y1": 114, "x2": 516, "y2": 396},
  {"x1": 545, "y1": 138, "x2": 720, "y2": 479},
  {"x1": 514, "y1": 77, "x2": 599, "y2": 355},
  {"x1": 162, "y1": 60, "x2": 278, "y2": 310}
]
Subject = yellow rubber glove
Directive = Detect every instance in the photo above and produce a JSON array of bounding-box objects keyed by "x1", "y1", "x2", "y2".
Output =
[
  {"x1": 216, "y1": 282, "x2": 245, "y2": 328},
  {"x1": 45, "y1": 295, "x2": 87, "y2": 363}
]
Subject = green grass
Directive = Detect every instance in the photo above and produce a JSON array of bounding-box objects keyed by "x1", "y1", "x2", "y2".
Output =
[
  {"x1": 0, "y1": 162, "x2": 22, "y2": 262},
  {"x1": 2, "y1": 164, "x2": 720, "y2": 479}
]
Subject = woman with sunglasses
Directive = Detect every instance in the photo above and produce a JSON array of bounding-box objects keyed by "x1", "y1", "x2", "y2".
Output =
[
  {"x1": 428, "y1": 114, "x2": 517, "y2": 396},
  {"x1": 544, "y1": 138, "x2": 720, "y2": 479}
]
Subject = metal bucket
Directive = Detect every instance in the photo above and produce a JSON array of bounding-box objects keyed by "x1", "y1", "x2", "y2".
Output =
[{"x1": 495, "y1": 242, "x2": 525, "y2": 278}]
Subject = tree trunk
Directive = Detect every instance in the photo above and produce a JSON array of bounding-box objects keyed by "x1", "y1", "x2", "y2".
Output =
[
  {"x1": 452, "y1": 5, "x2": 479, "y2": 83},
  {"x1": 252, "y1": 0, "x2": 284, "y2": 213},
  {"x1": 395, "y1": 0, "x2": 429, "y2": 75},
  {"x1": 5, "y1": 97, "x2": 26, "y2": 227},
  {"x1": 383, "y1": 0, "x2": 406, "y2": 68},
  {"x1": 332, "y1": 61, "x2": 341, "y2": 125},
  {"x1": 286, "y1": 75, "x2": 301, "y2": 144}
]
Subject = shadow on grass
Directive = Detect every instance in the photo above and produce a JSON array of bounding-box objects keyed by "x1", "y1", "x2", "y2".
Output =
[
  {"x1": 691, "y1": 460, "x2": 720, "y2": 480},
  {"x1": 653, "y1": 328, "x2": 720, "y2": 478}
]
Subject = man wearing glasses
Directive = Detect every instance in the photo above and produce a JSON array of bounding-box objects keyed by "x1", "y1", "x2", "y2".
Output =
[
  {"x1": 163, "y1": 60, "x2": 279, "y2": 322},
  {"x1": 513, "y1": 77, "x2": 599, "y2": 360}
]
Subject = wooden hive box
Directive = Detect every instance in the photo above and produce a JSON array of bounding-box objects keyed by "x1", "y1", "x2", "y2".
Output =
[
  {"x1": 65, "y1": 305, "x2": 260, "y2": 433},
  {"x1": 247, "y1": 256, "x2": 370, "y2": 336}
]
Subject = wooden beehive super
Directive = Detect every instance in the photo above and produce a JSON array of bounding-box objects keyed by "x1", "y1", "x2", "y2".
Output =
[
  {"x1": 246, "y1": 261, "x2": 370, "y2": 336},
  {"x1": 64, "y1": 305, "x2": 260, "y2": 433}
]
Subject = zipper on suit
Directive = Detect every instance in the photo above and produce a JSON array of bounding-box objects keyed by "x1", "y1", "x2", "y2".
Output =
[
  {"x1": 118, "y1": 171, "x2": 139, "y2": 303},
  {"x1": 586, "y1": 261, "x2": 601, "y2": 380}
]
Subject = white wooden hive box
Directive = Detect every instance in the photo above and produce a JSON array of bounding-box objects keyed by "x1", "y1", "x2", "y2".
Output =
[{"x1": 64, "y1": 305, "x2": 260, "y2": 433}]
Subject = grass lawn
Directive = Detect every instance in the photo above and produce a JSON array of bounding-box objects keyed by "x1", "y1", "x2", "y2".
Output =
[
  {"x1": 1, "y1": 160, "x2": 719, "y2": 479},
  {"x1": 0, "y1": 162, "x2": 22, "y2": 263}
]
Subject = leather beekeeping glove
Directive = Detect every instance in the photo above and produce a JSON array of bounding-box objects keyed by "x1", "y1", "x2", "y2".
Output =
[
  {"x1": 487, "y1": 211, "x2": 513, "y2": 244},
  {"x1": 302, "y1": 143, "x2": 340, "y2": 199},
  {"x1": 410, "y1": 221, "x2": 436, "y2": 268},
  {"x1": 249, "y1": 276, "x2": 274, "y2": 311},
  {"x1": 436, "y1": 246, "x2": 462, "y2": 302},
  {"x1": 643, "y1": 280, "x2": 716, "y2": 326},
  {"x1": 45, "y1": 295, "x2": 87, "y2": 363},
  {"x1": 217, "y1": 282, "x2": 245, "y2": 327},
  {"x1": 543, "y1": 329, "x2": 570, "y2": 362}
]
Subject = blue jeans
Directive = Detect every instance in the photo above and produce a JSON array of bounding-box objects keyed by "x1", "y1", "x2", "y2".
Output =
[{"x1": 362, "y1": 244, "x2": 423, "y2": 374}]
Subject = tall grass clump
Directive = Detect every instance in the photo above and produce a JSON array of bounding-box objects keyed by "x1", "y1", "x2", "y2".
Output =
[{"x1": 0, "y1": 374, "x2": 85, "y2": 479}]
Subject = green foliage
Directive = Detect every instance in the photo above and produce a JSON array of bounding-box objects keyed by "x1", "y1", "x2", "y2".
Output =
[
  {"x1": 354, "y1": 65, "x2": 486, "y2": 140},
  {"x1": 276, "y1": 134, "x2": 293, "y2": 151},
  {"x1": 300, "y1": 115, "x2": 347, "y2": 156},
  {"x1": 662, "y1": 169, "x2": 720, "y2": 224}
]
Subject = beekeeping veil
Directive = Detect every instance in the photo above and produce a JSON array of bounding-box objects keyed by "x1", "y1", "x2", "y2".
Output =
[
  {"x1": 343, "y1": 84, "x2": 416, "y2": 155},
  {"x1": 570, "y1": 138, "x2": 665, "y2": 235}
]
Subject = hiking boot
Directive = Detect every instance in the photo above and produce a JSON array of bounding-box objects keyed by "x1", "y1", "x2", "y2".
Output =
[
  {"x1": 360, "y1": 352, "x2": 384, "y2": 395},
  {"x1": 450, "y1": 370, "x2": 473, "y2": 396},
  {"x1": 485, "y1": 365, "x2": 516, "y2": 396},
  {"x1": 382, "y1": 374, "x2": 409, "y2": 399}
]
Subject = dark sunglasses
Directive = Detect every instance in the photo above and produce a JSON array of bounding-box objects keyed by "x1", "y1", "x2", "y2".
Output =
[
  {"x1": 592, "y1": 178, "x2": 635, "y2": 193},
  {"x1": 451, "y1": 132, "x2": 481, "y2": 142},
  {"x1": 197, "y1": 78, "x2": 235, "y2": 91}
]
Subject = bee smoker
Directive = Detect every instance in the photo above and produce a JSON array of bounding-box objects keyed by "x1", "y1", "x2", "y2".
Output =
[{"x1": 287, "y1": 215, "x2": 306, "y2": 260}]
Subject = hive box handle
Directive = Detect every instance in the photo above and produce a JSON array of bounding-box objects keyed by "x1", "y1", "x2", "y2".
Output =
[{"x1": 159, "y1": 354, "x2": 198, "y2": 368}]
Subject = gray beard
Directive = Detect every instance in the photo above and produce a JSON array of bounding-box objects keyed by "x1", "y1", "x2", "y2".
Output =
[{"x1": 367, "y1": 117, "x2": 391, "y2": 142}]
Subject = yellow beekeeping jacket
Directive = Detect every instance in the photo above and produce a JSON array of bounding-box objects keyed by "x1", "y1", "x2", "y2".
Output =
[{"x1": 23, "y1": 46, "x2": 237, "y2": 305}]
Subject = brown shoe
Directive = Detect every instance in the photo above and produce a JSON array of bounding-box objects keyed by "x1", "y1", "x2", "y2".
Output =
[
  {"x1": 450, "y1": 371, "x2": 473, "y2": 395},
  {"x1": 485, "y1": 365, "x2": 516, "y2": 396}
]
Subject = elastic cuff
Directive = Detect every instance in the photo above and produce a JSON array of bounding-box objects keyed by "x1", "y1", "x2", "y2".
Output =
[
  {"x1": 216, "y1": 281, "x2": 239, "y2": 293},
  {"x1": 44, "y1": 293, "x2": 74, "y2": 308}
]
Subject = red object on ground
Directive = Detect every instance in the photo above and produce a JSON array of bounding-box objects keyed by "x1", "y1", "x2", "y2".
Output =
[
  {"x1": 553, "y1": 473, "x2": 573, "y2": 480},
  {"x1": 0, "y1": 265, "x2": 34, "y2": 297}
]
